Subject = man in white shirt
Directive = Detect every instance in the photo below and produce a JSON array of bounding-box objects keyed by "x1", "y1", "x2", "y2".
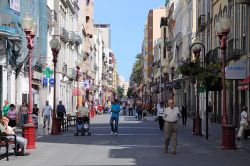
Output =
[
  {"x1": 42, "y1": 100, "x2": 52, "y2": 130},
  {"x1": 163, "y1": 99, "x2": 181, "y2": 154},
  {"x1": 237, "y1": 106, "x2": 249, "y2": 139}
]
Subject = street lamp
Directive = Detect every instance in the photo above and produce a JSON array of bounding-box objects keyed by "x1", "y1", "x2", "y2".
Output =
[
  {"x1": 171, "y1": 66, "x2": 175, "y2": 100},
  {"x1": 21, "y1": 12, "x2": 37, "y2": 149},
  {"x1": 50, "y1": 36, "x2": 62, "y2": 135},
  {"x1": 215, "y1": 16, "x2": 236, "y2": 149},
  {"x1": 190, "y1": 38, "x2": 205, "y2": 136},
  {"x1": 75, "y1": 60, "x2": 81, "y2": 109}
]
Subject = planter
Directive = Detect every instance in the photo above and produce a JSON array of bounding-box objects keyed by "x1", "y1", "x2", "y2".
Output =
[{"x1": 205, "y1": 76, "x2": 222, "y2": 91}]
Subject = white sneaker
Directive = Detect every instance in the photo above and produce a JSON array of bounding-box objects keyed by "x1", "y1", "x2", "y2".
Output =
[
  {"x1": 111, "y1": 132, "x2": 114, "y2": 135},
  {"x1": 114, "y1": 132, "x2": 118, "y2": 135}
]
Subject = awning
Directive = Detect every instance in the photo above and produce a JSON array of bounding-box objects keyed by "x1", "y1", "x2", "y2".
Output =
[
  {"x1": 239, "y1": 76, "x2": 250, "y2": 85},
  {"x1": 72, "y1": 87, "x2": 82, "y2": 96},
  {"x1": 238, "y1": 85, "x2": 248, "y2": 91},
  {"x1": 238, "y1": 76, "x2": 250, "y2": 91}
]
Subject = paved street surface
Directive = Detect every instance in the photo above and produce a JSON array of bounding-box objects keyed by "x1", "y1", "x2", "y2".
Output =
[{"x1": 1, "y1": 114, "x2": 250, "y2": 166}]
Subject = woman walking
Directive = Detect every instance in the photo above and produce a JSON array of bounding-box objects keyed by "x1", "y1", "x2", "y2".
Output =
[{"x1": 8, "y1": 104, "x2": 17, "y2": 128}]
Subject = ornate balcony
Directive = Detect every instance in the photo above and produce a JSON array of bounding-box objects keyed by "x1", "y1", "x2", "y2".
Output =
[
  {"x1": 67, "y1": 68, "x2": 76, "y2": 80},
  {"x1": 68, "y1": 31, "x2": 76, "y2": 44},
  {"x1": 75, "y1": 34, "x2": 82, "y2": 45},
  {"x1": 60, "y1": 27, "x2": 69, "y2": 42},
  {"x1": 235, "y1": 0, "x2": 250, "y2": 4},
  {"x1": 198, "y1": 15, "x2": 206, "y2": 32},
  {"x1": 227, "y1": 38, "x2": 246, "y2": 61}
]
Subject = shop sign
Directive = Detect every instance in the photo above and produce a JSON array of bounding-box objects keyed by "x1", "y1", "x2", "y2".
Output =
[
  {"x1": 49, "y1": 78, "x2": 54, "y2": 87},
  {"x1": 225, "y1": 61, "x2": 246, "y2": 79},
  {"x1": 174, "y1": 82, "x2": 181, "y2": 90},
  {"x1": 43, "y1": 77, "x2": 48, "y2": 85}
]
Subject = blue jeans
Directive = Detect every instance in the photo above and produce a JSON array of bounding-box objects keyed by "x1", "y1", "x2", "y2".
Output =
[
  {"x1": 21, "y1": 114, "x2": 28, "y2": 125},
  {"x1": 110, "y1": 116, "x2": 119, "y2": 133}
]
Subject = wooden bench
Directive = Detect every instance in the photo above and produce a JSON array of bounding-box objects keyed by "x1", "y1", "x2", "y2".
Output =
[
  {"x1": 61, "y1": 118, "x2": 69, "y2": 132},
  {"x1": 0, "y1": 134, "x2": 17, "y2": 161}
]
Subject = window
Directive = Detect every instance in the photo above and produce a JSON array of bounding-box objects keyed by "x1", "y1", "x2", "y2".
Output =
[
  {"x1": 228, "y1": 3, "x2": 234, "y2": 39},
  {"x1": 235, "y1": 5, "x2": 240, "y2": 49},
  {"x1": 214, "y1": 15, "x2": 218, "y2": 48},
  {"x1": 86, "y1": 16, "x2": 90, "y2": 23},
  {"x1": 86, "y1": 0, "x2": 90, "y2": 6},
  {"x1": 241, "y1": 8, "x2": 247, "y2": 53},
  {"x1": 163, "y1": 46, "x2": 166, "y2": 59},
  {"x1": 163, "y1": 27, "x2": 166, "y2": 38}
]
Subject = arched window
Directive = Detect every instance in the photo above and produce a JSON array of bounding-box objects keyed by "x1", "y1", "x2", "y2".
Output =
[{"x1": 223, "y1": 6, "x2": 227, "y2": 16}]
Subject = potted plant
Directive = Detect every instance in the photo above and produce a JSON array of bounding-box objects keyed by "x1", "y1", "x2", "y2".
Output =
[{"x1": 198, "y1": 63, "x2": 222, "y2": 91}]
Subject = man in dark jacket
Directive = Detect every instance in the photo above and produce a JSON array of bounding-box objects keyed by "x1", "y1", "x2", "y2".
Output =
[{"x1": 57, "y1": 101, "x2": 66, "y2": 120}]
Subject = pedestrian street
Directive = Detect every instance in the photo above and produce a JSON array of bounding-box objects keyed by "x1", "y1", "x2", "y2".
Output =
[{"x1": 1, "y1": 114, "x2": 250, "y2": 166}]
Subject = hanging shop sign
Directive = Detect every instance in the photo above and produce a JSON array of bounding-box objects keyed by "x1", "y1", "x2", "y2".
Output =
[
  {"x1": 42, "y1": 77, "x2": 48, "y2": 85},
  {"x1": 225, "y1": 60, "x2": 247, "y2": 79},
  {"x1": 174, "y1": 81, "x2": 181, "y2": 90},
  {"x1": 49, "y1": 78, "x2": 55, "y2": 87}
]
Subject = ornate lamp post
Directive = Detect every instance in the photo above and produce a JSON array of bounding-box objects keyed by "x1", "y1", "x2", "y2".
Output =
[
  {"x1": 75, "y1": 60, "x2": 81, "y2": 109},
  {"x1": 171, "y1": 66, "x2": 175, "y2": 100},
  {"x1": 50, "y1": 36, "x2": 62, "y2": 135},
  {"x1": 190, "y1": 39, "x2": 205, "y2": 136},
  {"x1": 215, "y1": 16, "x2": 236, "y2": 149},
  {"x1": 21, "y1": 12, "x2": 37, "y2": 149}
]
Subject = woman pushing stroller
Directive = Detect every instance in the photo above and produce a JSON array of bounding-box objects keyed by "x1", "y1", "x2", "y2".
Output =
[{"x1": 75, "y1": 101, "x2": 91, "y2": 136}]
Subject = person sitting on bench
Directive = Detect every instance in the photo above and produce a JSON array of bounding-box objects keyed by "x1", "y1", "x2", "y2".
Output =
[{"x1": 0, "y1": 116, "x2": 30, "y2": 156}]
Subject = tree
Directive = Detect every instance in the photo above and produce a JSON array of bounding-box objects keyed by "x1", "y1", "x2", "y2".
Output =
[
  {"x1": 127, "y1": 87, "x2": 133, "y2": 98},
  {"x1": 131, "y1": 53, "x2": 143, "y2": 85},
  {"x1": 117, "y1": 86, "x2": 124, "y2": 99}
]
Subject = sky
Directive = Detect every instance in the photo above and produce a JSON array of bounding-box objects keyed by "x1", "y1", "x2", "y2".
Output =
[{"x1": 94, "y1": 0, "x2": 165, "y2": 81}]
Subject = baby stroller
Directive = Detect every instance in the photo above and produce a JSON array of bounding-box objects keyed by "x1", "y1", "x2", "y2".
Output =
[{"x1": 75, "y1": 116, "x2": 91, "y2": 136}]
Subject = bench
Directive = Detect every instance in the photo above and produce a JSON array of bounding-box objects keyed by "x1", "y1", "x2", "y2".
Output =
[
  {"x1": 0, "y1": 134, "x2": 17, "y2": 161},
  {"x1": 61, "y1": 118, "x2": 69, "y2": 132},
  {"x1": 67, "y1": 115, "x2": 76, "y2": 126}
]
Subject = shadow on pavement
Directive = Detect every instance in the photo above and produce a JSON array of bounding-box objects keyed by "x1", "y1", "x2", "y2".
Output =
[{"x1": 33, "y1": 116, "x2": 250, "y2": 166}]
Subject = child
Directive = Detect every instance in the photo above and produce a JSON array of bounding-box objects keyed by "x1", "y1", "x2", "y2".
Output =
[{"x1": 142, "y1": 108, "x2": 148, "y2": 121}]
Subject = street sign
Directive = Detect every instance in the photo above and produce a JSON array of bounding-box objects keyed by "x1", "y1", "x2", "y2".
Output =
[
  {"x1": 174, "y1": 81, "x2": 181, "y2": 90},
  {"x1": 165, "y1": 83, "x2": 173, "y2": 88},
  {"x1": 43, "y1": 77, "x2": 48, "y2": 85},
  {"x1": 49, "y1": 78, "x2": 55, "y2": 87},
  {"x1": 43, "y1": 67, "x2": 54, "y2": 78}
]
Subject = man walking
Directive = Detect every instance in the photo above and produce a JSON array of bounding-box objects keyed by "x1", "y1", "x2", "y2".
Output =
[
  {"x1": 163, "y1": 99, "x2": 181, "y2": 154},
  {"x1": 181, "y1": 105, "x2": 187, "y2": 126},
  {"x1": 57, "y1": 101, "x2": 66, "y2": 120},
  {"x1": 110, "y1": 99, "x2": 121, "y2": 135},
  {"x1": 42, "y1": 100, "x2": 52, "y2": 130}
]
